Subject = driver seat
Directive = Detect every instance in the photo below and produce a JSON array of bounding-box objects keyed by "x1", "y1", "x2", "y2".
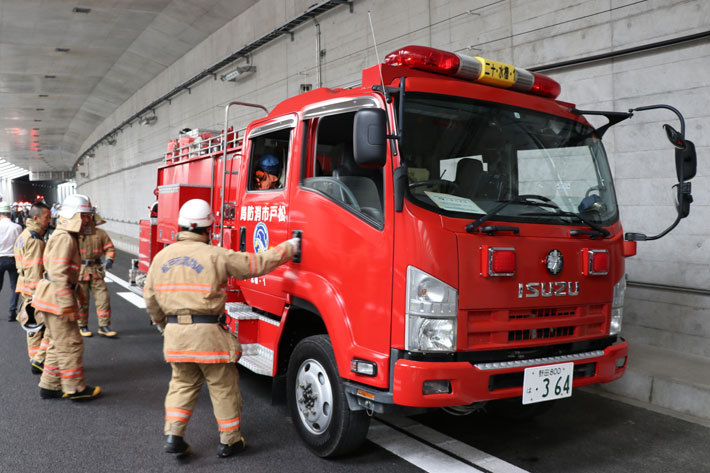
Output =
[{"x1": 454, "y1": 158, "x2": 485, "y2": 199}]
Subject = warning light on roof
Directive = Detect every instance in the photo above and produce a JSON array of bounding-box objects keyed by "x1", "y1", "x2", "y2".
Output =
[{"x1": 384, "y1": 45, "x2": 561, "y2": 99}]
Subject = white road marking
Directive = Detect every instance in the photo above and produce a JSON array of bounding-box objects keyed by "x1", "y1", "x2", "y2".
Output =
[
  {"x1": 105, "y1": 272, "x2": 145, "y2": 308},
  {"x1": 117, "y1": 292, "x2": 146, "y2": 309},
  {"x1": 369, "y1": 416, "x2": 529, "y2": 473},
  {"x1": 104, "y1": 271, "x2": 133, "y2": 290}
]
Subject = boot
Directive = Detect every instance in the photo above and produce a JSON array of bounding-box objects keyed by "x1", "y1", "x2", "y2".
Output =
[
  {"x1": 165, "y1": 435, "x2": 191, "y2": 457},
  {"x1": 69, "y1": 385, "x2": 101, "y2": 402},
  {"x1": 30, "y1": 360, "x2": 43, "y2": 375},
  {"x1": 79, "y1": 326, "x2": 92, "y2": 337},
  {"x1": 39, "y1": 387, "x2": 63, "y2": 399},
  {"x1": 97, "y1": 325, "x2": 117, "y2": 337},
  {"x1": 217, "y1": 437, "x2": 246, "y2": 458}
]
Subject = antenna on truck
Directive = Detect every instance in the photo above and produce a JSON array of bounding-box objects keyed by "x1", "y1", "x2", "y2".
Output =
[{"x1": 367, "y1": 11, "x2": 386, "y2": 92}]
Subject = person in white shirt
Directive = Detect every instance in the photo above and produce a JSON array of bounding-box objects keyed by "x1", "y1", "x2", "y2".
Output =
[{"x1": 0, "y1": 202, "x2": 22, "y2": 321}]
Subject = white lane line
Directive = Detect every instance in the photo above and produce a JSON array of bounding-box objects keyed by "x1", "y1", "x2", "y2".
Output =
[
  {"x1": 105, "y1": 272, "x2": 146, "y2": 308},
  {"x1": 370, "y1": 416, "x2": 530, "y2": 473},
  {"x1": 104, "y1": 271, "x2": 133, "y2": 290},
  {"x1": 117, "y1": 292, "x2": 146, "y2": 309},
  {"x1": 368, "y1": 419, "x2": 484, "y2": 473}
]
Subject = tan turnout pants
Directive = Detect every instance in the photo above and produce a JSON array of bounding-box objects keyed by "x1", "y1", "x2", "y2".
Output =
[
  {"x1": 77, "y1": 278, "x2": 111, "y2": 327},
  {"x1": 38, "y1": 311, "x2": 86, "y2": 394},
  {"x1": 164, "y1": 362, "x2": 243, "y2": 445}
]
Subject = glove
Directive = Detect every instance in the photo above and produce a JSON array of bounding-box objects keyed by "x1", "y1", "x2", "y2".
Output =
[
  {"x1": 104, "y1": 259, "x2": 113, "y2": 270},
  {"x1": 286, "y1": 237, "x2": 300, "y2": 255},
  {"x1": 153, "y1": 320, "x2": 166, "y2": 334}
]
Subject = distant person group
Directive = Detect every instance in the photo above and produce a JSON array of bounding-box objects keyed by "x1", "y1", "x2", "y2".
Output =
[
  {"x1": 0, "y1": 195, "x2": 116, "y2": 404},
  {"x1": 2, "y1": 193, "x2": 298, "y2": 459}
]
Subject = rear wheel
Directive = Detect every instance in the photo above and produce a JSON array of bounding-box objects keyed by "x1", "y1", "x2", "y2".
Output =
[{"x1": 287, "y1": 335, "x2": 370, "y2": 457}]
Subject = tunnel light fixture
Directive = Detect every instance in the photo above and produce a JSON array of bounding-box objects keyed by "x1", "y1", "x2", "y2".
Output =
[
  {"x1": 44, "y1": 75, "x2": 56, "y2": 79},
  {"x1": 72, "y1": 7, "x2": 91, "y2": 14},
  {"x1": 0, "y1": 158, "x2": 29, "y2": 180},
  {"x1": 55, "y1": 48, "x2": 70, "y2": 53},
  {"x1": 139, "y1": 115, "x2": 157, "y2": 126},
  {"x1": 221, "y1": 66, "x2": 256, "y2": 82}
]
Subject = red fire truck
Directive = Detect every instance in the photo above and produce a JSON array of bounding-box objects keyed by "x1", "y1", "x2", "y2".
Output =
[{"x1": 131, "y1": 45, "x2": 696, "y2": 456}]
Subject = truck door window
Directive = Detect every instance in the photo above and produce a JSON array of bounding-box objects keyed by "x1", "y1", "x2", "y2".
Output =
[
  {"x1": 302, "y1": 112, "x2": 384, "y2": 227},
  {"x1": 248, "y1": 128, "x2": 291, "y2": 191}
]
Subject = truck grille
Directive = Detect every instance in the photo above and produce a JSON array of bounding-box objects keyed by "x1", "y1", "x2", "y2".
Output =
[{"x1": 465, "y1": 305, "x2": 607, "y2": 350}]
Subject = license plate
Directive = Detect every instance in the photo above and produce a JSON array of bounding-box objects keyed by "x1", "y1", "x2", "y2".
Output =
[{"x1": 522, "y1": 362, "x2": 573, "y2": 405}]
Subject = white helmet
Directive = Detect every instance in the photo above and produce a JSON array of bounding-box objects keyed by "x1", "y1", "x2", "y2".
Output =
[
  {"x1": 178, "y1": 199, "x2": 214, "y2": 229},
  {"x1": 19, "y1": 302, "x2": 44, "y2": 334},
  {"x1": 0, "y1": 202, "x2": 10, "y2": 214},
  {"x1": 59, "y1": 194, "x2": 92, "y2": 219}
]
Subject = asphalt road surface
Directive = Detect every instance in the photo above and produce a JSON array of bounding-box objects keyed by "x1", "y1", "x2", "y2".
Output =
[{"x1": 0, "y1": 249, "x2": 708, "y2": 473}]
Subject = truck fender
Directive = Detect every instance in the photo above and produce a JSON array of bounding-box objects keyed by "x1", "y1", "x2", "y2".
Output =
[{"x1": 278, "y1": 269, "x2": 361, "y2": 381}]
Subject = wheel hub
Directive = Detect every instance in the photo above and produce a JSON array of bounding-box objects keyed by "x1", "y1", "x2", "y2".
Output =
[{"x1": 295, "y1": 358, "x2": 333, "y2": 435}]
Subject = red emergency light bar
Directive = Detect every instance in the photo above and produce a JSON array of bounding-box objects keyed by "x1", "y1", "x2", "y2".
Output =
[{"x1": 384, "y1": 45, "x2": 561, "y2": 99}]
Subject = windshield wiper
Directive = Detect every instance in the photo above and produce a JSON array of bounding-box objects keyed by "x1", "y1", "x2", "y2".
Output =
[
  {"x1": 465, "y1": 194, "x2": 559, "y2": 233},
  {"x1": 520, "y1": 208, "x2": 610, "y2": 238},
  {"x1": 466, "y1": 194, "x2": 611, "y2": 238}
]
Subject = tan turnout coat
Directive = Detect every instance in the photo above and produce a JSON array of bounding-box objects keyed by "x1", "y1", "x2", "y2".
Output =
[
  {"x1": 79, "y1": 227, "x2": 115, "y2": 281},
  {"x1": 32, "y1": 225, "x2": 81, "y2": 318},
  {"x1": 14, "y1": 218, "x2": 46, "y2": 298},
  {"x1": 144, "y1": 231, "x2": 294, "y2": 364}
]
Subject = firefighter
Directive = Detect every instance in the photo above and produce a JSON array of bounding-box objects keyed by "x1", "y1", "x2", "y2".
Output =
[
  {"x1": 13, "y1": 201, "x2": 52, "y2": 374},
  {"x1": 32, "y1": 194, "x2": 101, "y2": 401},
  {"x1": 144, "y1": 198, "x2": 298, "y2": 458},
  {"x1": 77, "y1": 211, "x2": 116, "y2": 337},
  {"x1": 254, "y1": 154, "x2": 282, "y2": 190}
]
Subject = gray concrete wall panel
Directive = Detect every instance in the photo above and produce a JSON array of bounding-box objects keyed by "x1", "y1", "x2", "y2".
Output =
[{"x1": 74, "y1": 0, "x2": 710, "y2": 360}]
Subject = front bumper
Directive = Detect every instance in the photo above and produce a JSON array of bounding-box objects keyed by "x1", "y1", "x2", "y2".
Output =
[{"x1": 392, "y1": 339, "x2": 628, "y2": 407}]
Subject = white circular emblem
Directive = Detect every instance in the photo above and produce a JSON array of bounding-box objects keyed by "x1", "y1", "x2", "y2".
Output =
[{"x1": 546, "y1": 249, "x2": 564, "y2": 275}]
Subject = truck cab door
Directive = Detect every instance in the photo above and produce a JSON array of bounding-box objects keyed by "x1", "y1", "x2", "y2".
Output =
[{"x1": 236, "y1": 115, "x2": 296, "y2": 315}]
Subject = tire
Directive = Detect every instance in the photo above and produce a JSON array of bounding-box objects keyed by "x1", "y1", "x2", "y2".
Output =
[
  {"x1": 287, "y1": 335, "x2": 370, "y2": 457},
  {"x1": 487, "y1": 398, "x2": 556, "y2": 421}
]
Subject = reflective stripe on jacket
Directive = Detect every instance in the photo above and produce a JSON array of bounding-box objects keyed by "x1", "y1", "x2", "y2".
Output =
[{"x1": 144, "y1": 231, "x2": 294, "y2": 364}]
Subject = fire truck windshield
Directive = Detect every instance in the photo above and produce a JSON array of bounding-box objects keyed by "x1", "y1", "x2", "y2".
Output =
[{"x1": 399, "y1": 93, "x2": 619, "y2": 227}]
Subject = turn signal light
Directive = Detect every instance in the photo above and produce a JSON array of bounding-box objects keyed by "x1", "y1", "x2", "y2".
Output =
[
  {"x1": 584, "y1": 249, "x2": 609, "y2": 275},
  {"x1": 482, "y1": 246, "x2": 516, "y2": 277}
]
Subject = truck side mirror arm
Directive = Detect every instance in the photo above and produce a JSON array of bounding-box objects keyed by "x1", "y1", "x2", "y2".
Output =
[{"x1": 575, "y1": 104, "x2": 697, "y2": 242}]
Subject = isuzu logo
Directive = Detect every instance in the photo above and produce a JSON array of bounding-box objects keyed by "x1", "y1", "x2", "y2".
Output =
[
  {"x1": 518, "y1": 281, "x2": 580, "y2": 298},
  {"x1": 545, "y1": 249, "x2": 564, "y2": 275}
]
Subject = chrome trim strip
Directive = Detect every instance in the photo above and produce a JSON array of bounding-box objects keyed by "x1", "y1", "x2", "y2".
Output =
[
  {"x1": 473, "y1": 349, "x2": 605, "y2": 370},
  {"x1": 248, "y1": 115, "x2": 297, "y2": 138},
  {"x1": 302, "y1": 96, "x2": 380, "y2": 119}
]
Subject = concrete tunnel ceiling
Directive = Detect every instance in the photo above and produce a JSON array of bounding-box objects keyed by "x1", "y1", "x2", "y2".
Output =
[{"x1": 0, "y1": 0, "x2": 258, "y2": 174}]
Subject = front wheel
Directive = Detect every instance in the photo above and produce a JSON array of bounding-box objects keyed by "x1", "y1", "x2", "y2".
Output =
[{"x1": 287, "y1": 335, "x2": 370, "y2": 457}]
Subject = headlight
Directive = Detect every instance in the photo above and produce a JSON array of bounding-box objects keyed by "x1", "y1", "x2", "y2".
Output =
[
  {"x1": 610, "y1": 274, "x2": 627, "y2": 336},
  {"x1": 405, "y1": 266, "x2": 458, "y2": 352}
]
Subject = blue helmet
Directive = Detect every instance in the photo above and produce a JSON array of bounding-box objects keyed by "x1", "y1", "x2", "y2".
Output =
[{"x1": 256, "y1": 154, "x2": 281, "y2": 175}]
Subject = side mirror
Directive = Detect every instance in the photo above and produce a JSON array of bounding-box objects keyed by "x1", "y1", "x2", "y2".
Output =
[
  {"x1": 353, "y1": 108, "x2": 387, "y2": 168},
  {"x1": 665, "y1": 124, "x2": 697, "y2": 181},
  {"x1": 675, "y1": 140, "x2": 697, "y2": 181}
]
